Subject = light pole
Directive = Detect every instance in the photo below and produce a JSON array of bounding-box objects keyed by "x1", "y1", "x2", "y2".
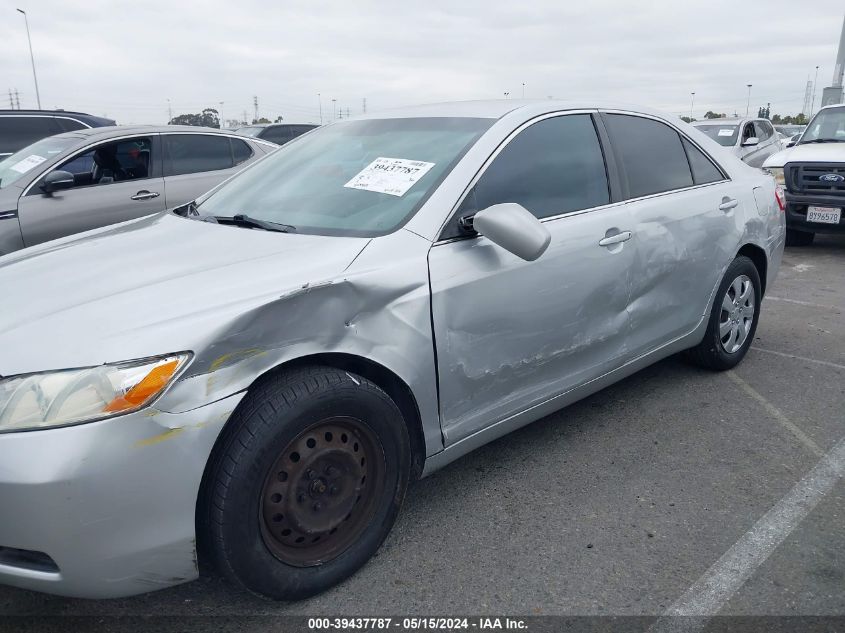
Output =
[
  {"x1": 689, "y1": 92, "x2": 695, "y2": 120},
  {"x1": 745, "y1": 84, "x2": 752, "y2": 117},
  {"x1": 504, "y1": 92, "x2": 510, "y2": 99},
  {"x1": 810, "y1": 65, "x2": 820, "y2": 117},
  {"x1": 318, "y1": 93, "x2": 323, "y2": 124},
  {"x1": 218, "y1": 101, "x2": 224, "y2": 128},
  {"x1": 332, "y1": 99, "x2": 336, "y2": 120},
  {"x1": 16, "y1": 9, "x2": 41, "y2": 109},
  {"x1": 522, "y1": 83, "x2": 525, "y2": 99}
]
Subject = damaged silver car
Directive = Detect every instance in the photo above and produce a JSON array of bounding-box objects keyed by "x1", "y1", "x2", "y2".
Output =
[{"x1": 0, "y1": 101, "x2": 784, "y2": 600}]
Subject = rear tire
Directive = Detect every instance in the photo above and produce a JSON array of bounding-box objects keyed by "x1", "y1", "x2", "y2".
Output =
[
  {"x1": 683, "y1": 256, "x2": 761, "y2": 371},
  {"x1": 785, "y1": 229, "x2": 814, "y2": 246},
  {"x1": 201, "y1": 366, "x2": 410, "y2": 600}
]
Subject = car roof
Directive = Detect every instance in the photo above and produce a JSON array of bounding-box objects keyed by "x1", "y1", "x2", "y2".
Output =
[
  {"x1": 692, "y1": 118, "x2": 746, "y2": 125},
  {"x1": 51, "y1": 125, "x2": 252, "y2": 140},
  {"x1": 0, "y1": 109, "x2": 115, "y2": 126}
]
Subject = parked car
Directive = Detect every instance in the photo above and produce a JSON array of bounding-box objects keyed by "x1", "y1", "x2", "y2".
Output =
[
  {"x1": 0, "y1": 126, "x2": 276, "y2": 254},
  {"x1": 764, "y1": 104, "x2": 845, "y2": 245},
  {"x1": 774, "y1": 124, "x2": 806, "y2": 141},
  {"x1": 235, "y1": 122, "x2": 318, "y2": 145},
  {"x1": 0, "y1": 109, "x2": 115, "y2": 159},
  {"x1": 692, "y1": 117, "x2": 782, "y2": 167},
  {"x1": 0, "y1": 101, "x2": 784, "y2": 600}
]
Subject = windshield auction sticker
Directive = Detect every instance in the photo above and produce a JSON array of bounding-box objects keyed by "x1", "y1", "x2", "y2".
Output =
[
  {"x1": 10, "y1": 154, "x2": 48, "y2": 174},
  {"x1": 344, "y1": 157, "x2": 435, "y2": 197}
]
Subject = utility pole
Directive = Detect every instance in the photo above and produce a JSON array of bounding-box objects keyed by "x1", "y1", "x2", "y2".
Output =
[
  {"x1": 8, "y1": 89, "x2": 13, "y2": 109},
  {"x1": 318, "y1": 93, "x2": 323, "y2": 124},
  {"x1": 362, "y1": 97, "x2": 366, "y2": 114},
  {"x1": 16, "y1": 9, "x2": 41, "y2": 109},
  {"x1": 253, "y1": 96, "x2": 259, "y2": 123},
  {"x1": 810, "y1": 65, "x2": 820, "y2": 117},
  {"x1": 15, "y1": 90, "x2": 20, "y2": 109},
  {"x1": 167, "y1": 98, "x2": 172, "y2": 123},
  {"x1": 346, "y1": 107, "x2": 350, "y2": 118},
  {"x1": 689, "y1": 91, "x2": 695, "y2": 120},
  {"x1": 745, "y1": 84, "x2": 752, "y2": 117}
]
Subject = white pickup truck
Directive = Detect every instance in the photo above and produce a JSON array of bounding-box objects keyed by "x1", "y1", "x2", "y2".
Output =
[{"x1": 763, "y1": 104, "x2": 845, "y2": 246}]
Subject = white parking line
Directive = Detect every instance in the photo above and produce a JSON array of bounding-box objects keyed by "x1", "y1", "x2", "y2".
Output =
[
  {"x1": 751, "y1": 346, "x2": 845, "y2": 372},
  {"x1": 726, "y1": 372, "x2": 824, "y2": 458},
  {"x1": 765, "y1": 296, "x2": 842, "y2": 312},
  {"x1": 650, "y1": 436, "x2": 845, "y2": 632}
]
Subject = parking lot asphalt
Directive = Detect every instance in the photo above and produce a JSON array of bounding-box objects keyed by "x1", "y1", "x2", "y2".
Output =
[{"x1": 0, "y1": 236, "x2": 843, "y2": 621}]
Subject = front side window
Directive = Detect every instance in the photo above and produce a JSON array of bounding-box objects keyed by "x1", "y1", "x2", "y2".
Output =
[
  {"x1": 460, "y1": 114, "x2": 610, "y2": 221},
  {"x1": 52, "y1": 137, "x2": 153, "y2": 188},
  {"x1": 164, "y1": 134, "x2": 233, "y2": 176},
  {"x1": 196, "y1": 117, "x2": 492, "y2": 237},
  {"x1": 754, "y1": 121, "x2": 772, "y2": 140},
  {"x1": 605, "y1": 114, "x2": 693, "y2": 198},
  {"x1": 0, "y1": 116, "x2": 62, "y2": 155},
  {"x1": 0, "y1": 136, "x2": 77, "y2": 189}
]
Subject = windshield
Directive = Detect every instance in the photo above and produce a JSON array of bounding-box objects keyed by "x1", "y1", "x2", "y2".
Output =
[
  {"x1": 196, "y1": 117, "x2": 493, "y2": 237},
  {"x1": 800, "y1": 108, "x2": 845, "y2": 143},
  {"x1": 694, "y1": 124, "x2": 739, "y2": 147},
  {"x1": 0, "y1": 136, "x2": 77, "y2": 189},
  {"x1": 236, "y1": 126, "x2": 264, "y2": 137}
]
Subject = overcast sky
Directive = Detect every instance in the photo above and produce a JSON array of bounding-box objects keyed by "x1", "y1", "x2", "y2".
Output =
[{"x1": 2, "y1": 0, "x2": 843, "y2": 125}]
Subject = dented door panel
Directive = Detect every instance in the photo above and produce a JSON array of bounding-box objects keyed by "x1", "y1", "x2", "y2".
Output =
[{"x1": 429, "y1": 205, "x2": 636, "y2": 445}]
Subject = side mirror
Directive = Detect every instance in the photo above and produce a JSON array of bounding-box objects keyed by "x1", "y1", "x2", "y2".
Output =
[
  {"x1": 40, "y1": 170, "x2": 75, "y2": 194},
  {"x1": 741, "y1": 136, "x2": 760, "y2": 147},
  {"x1": 469, "y1": 203, "x2": 551, "y2": 262},
  {"x1": 786, "y1": 140, "x2": 796, "y2": 148}
]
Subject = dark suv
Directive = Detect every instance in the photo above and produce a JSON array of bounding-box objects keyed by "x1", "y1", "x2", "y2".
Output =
[
  {"x1": 234, "y1": 123, "x2": 317, "y2": 146},
  {"x1": 0, "y1": 110, "x2": 116, "y2": 158}
]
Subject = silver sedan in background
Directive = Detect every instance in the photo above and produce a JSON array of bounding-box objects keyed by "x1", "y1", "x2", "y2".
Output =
[
  {"x1": 692, "y1": 117, "x2": 783, "y2": 167},
  {"x1": 0, "y1": 126, "x2": 276, "y2": 254},
  {"x1": 0, "y1": 100, "x2": 783, "y2": 601}
]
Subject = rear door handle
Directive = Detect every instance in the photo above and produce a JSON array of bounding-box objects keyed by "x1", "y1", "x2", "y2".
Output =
[
  {"x1": 719, "y1": 197, "x2": 738, "y2": 211},
  {"x1": 598, "y1": 231, "x2": 632, "y2": 247},
  {"x1": 131, "y1": 190, "x2": 160, "y2": 201}
]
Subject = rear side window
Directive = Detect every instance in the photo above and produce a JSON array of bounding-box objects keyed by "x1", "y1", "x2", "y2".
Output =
[
  {"x1": 57, "y1": 118, "x2": 87, "y2": 132},
  {"x1": 605, "y1": 114, "x2": 693, "y2": 198},
  {"x1": 232, "y1": 138, "x2": 253, "y2": 165},
  {"x1": 0, "y1": 116, "x2": 62, "y2": 155},
  {"x1": 163, "y1": 134, "x2": 233, "y2": 176},
  {"x1": 463, "y1": 114, "x2": 610, "y2": 220},
  {"x1": 260, "y1": 126, "x2": 291, "y2": 145},
  {"x1": 682, "y1": 139, "x2": 724, "y2": 185}
]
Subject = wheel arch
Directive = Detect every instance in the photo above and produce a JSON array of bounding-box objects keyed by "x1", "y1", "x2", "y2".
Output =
[{"x1": 736, "y1": 242, "x2": 768, "y2": 296}]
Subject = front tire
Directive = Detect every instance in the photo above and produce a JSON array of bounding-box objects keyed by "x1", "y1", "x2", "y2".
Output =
[
  {"x1": 786, "y1": 229, "x2": 814, "y2": 246},
  {"x1": 684, "y1": 256, "x2": 761, "y2": 371},
  {"x1": 201, "y1": 366, "x2": 410, "y2": 600}
]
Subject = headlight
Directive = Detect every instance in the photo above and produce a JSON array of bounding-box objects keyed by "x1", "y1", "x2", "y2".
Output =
[
  {"x1": 0, "y1": 353, "x2": 191, "y2": 432},
  {"x1": 767, "y1": 166, "x2": 785, "y2": 186}
]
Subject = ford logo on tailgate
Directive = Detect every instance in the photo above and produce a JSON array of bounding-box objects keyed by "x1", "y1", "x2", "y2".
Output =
[{"x1": 819, "y1": 173, "x2": 845, "y2": 182}]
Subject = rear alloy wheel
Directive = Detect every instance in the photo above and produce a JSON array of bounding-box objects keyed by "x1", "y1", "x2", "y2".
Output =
[
  {"x1": 785, "y1": 229, "x2": 814, "y2": 247},
  {"x1": 683, "y1": 255, "x2": 761, "y2": 371},
  {"x1": 202, "y1": 366, "x2": 409, "y2": 600}
]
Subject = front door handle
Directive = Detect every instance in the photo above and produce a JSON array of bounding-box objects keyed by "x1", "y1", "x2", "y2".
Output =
[
  {"x1": 719, "y1": 197, "x2": 738, "y2": 211},
  {"x1": 598, "y1": 231, "x2": 632, "y2": 247},
  {"x1": 131, "y1": 190, "x2": 160, "y2": 201}
]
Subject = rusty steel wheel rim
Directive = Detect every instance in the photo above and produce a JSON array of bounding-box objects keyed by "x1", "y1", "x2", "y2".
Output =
[{"x1": 259, "y1": 416, "x2": 386, "y2": 567}]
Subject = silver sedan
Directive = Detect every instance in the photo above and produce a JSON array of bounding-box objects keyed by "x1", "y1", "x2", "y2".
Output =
[
  {"x1": 0, "y1": 125, "x2": 276, "y2": 254},
  {"x1": 0, "y1": 100, "x2": 784, "y2": 600}
]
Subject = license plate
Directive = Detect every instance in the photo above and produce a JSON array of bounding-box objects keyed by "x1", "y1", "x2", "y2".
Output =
[{"x1": 807, "y1": 206, "x2": 841, "y2": 224}]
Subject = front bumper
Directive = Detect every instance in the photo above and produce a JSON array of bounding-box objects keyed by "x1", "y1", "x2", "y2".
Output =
[
  {"x1": 0, "y1": 392, "x2": 244, "y2": 598},
  {"x1": 784, "y1": 193, "x2": 845, "y2": 234}
]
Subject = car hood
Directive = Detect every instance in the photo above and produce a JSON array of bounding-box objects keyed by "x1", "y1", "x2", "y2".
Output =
[
  {"x1": 763, "y1": 142, "x2": 845, "y2": 168},
  {"x1": 0, "y1": 213, "x2": 370, "y2": 376}
]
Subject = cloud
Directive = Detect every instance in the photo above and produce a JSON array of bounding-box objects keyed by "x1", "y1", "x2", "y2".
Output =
[{"x1": 1, "y1": 0, "x2": 842, "y2": 124}]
